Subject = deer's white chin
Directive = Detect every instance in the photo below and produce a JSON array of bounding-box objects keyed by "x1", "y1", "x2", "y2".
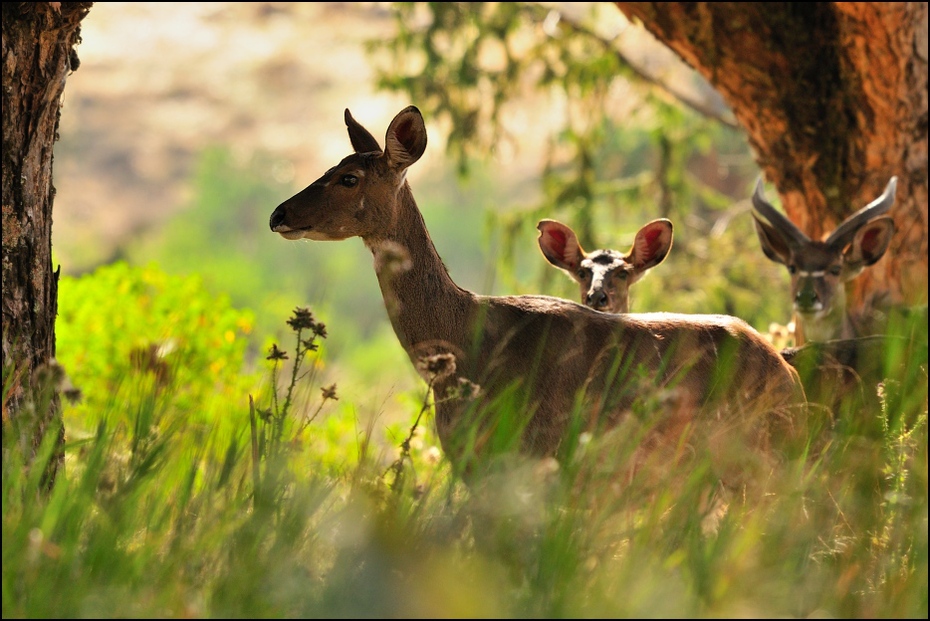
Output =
[
  {"x1": 795, "y1": 304, "x2": 825, "y2": 317},
  {"x1": 276, "y1": 228, "x2": 346, "y2": 241},
  {"x1": 277, "y1": 229, "x2": 307, "y2": 241}
]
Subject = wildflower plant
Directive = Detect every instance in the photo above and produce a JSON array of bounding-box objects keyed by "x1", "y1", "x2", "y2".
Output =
[
  {"x1": 385, "y1": 353, "x2": 457, "y2": 495},
  {"x1": 250, "y1": 307, "x2": 337, "y2": 508}
]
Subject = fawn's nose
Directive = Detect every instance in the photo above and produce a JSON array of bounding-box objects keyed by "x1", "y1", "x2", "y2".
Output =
[{"x1": 586, "y1": 290, "x2": 609, "y2": 310}]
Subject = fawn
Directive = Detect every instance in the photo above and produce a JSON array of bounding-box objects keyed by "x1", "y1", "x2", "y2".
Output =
[{"x1": 537, "y1": 218, "x2": 673, "y2": 314}]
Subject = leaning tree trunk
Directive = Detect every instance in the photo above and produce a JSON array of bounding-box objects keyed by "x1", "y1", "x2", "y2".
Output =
[
  {"x1": 2, "y1": 2, "x2": 92, "y2": 484},
  {"x1": 615, "y1": 2, "x2": 928, "y2": 319}
]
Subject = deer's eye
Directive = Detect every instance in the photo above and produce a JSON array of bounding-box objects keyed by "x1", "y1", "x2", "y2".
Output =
[
  {"x1": 613, "y1": 271, "x2": 628, "y2": 280},
  {"x1": 787, "y1": 265, "x2": 797, "y2": 275},
  {"x1": 829, "y1": 265, "x2": 842, "y2": 276},
  {"x1": 577, "y1": 268, "x2": 590, "y2": 279},
  {"x1": 340, "y1": 174, "x2": 358, "y2": 187}
]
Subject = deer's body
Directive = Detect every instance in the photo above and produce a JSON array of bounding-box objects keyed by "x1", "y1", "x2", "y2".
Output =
[{"x1": 270, "y1": 106, "x2": 808, "y2": 477}]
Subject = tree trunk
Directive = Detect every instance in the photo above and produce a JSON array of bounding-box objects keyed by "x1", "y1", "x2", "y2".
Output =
[
  {"x1": 615, "y1": 2, "x2": 928, "y2": 317},
  {"x1": 2, "y1": 2, "x2": 92, "y2": 483}
]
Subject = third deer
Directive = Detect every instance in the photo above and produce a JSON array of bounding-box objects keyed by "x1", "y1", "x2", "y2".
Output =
[
  {"x1": 750, "y1": 176, "x2": 897, "y2": 347},
  {"x1": 750, "y1": 176, "x2": 900, "y2": 422}
]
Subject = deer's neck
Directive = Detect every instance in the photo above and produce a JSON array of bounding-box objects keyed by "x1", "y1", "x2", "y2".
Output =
[{"x1": 364, "y1": 188, "x2": 474, "y2": 361}]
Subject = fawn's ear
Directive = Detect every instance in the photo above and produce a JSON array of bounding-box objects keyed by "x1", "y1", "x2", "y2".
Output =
[
  {"x1": 384, "y1": 105, "x2": 427, "y2": 172},
  {"x1": 841, "y1": 216, "x2": 895, "y2": 279},
  {"x1": 630, "y1": 219, "x2": 673, "y2": 271},
  {"x1": 345, "y1": 108, "x2": 382, "y2": 154},
  {"x1": 537, "y1": 219, "x2": 585, "y2": 272}
]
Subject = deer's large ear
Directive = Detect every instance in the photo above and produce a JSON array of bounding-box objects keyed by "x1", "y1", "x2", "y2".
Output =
[
  {"x1": 630, "y1": 219, "x2": 673, "y2": 271},
  {"x1": 537, "y1": 220, "x2": 585, "y2": 272},
  {"x1": 750, "y1": 177, "x2": 807, "y2": 266},
  {"x1": 752, "y1": 216, "x2": 793, "y2": 267},
  {"x1": 842, "y1": 216, "x2": 895, "y2": 278},
  {"x1": 345, "y1": 109, "x2": 382, "y2": 154},
  {"x1": 384, "y1": 106, "x2": 427, "y2": 171}
]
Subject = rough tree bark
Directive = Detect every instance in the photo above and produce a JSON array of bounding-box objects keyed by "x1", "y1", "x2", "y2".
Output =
[
  {"x1": 2, "y1": 2, "x2": 92, "y2": 482},
  {"x1": 615, "y1": 2, "x2": 928, "y2": 321}
]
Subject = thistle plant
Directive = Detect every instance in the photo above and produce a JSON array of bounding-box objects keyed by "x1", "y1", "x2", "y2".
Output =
[
  {"x1": 250, "y1": 307, "x2": 337, "y2": 508},
  {"x1": 385, "y1": 353, "x2": 482, "y2": 496}
]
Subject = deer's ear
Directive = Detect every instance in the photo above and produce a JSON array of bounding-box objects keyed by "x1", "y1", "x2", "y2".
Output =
[
  {"x1": 537, "y1": 220, "x2": 584, "y2": 272},
  {"x1": 345, "y1": 109, "x2": 382, "y2": 154},
  {"x1": 752, "y1": 216, "x2": 793, "y2": 267},
  {"x1": 384, "y1": 106, "x2": 427, "y2": 171},
  {"x1": 630, "y1": 219, "x2": 673, "y2": 270},
  {"x1": 842, "y1": 216, "x2": 895, "y2": 277}
]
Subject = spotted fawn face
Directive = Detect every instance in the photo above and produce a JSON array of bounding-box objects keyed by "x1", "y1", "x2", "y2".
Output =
[{"x1": 537, "y1": 218, "x2": 673, "y2": 314}]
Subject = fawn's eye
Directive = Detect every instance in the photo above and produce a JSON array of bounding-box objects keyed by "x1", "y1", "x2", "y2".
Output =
[{"x1": 340, "y1": 174, "x2": 358, "y2": 187}]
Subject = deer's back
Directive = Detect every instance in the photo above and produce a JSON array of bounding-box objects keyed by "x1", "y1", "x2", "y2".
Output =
[{"x1": 432, "y1": 297, "x2": 808, "y2": 461}]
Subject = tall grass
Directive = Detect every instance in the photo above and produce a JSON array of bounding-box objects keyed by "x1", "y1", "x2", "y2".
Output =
[{"x1": 3, "y1": 275, "x2": 927, "y2": 617}]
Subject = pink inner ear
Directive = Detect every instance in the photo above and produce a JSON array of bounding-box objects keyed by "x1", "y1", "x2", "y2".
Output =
[
  {"x1": 546, "y1": 229, "x2": 568, "y2": 257},
  {"x1": 642, "y1": 227, "x2": 663, "y2": 256},
  {"x1": 859, "y1": 227, "x2": 881, "y2": 254}
]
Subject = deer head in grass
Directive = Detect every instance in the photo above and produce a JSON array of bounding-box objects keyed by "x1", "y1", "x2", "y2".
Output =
[
  {"x1": 537, "y1": 218, "x2": 673, "y2": 314},
  {"x1": 750, "y1": 177, "x2": 897, "y2": 345}
]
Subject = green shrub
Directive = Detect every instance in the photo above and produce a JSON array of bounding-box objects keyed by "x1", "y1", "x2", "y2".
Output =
[{"x1": 55, "y1": 261, "x2": 257, "y2": 437}]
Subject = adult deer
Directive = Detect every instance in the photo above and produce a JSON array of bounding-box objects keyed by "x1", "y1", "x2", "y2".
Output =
[
  {"x1": 751, "y1": 176, "x2": 899, "y2": 419},
  {"x1": 269, "y1": 106, "x2": 810, "y2": 486},
  {"x1": 750, "y1": 176, "x2": 897, "y2": 346},
  {"x1": 537, "y1": 218, "x2": 673, "y2": 313}
]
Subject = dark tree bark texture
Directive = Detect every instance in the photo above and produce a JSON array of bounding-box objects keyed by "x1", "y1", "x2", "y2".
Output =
[
  {"x1": 2, "y1": 2, "x2": 92, "y2": 480},
  {"x1": 615, "y1": 2, "x2": 928, "y2": 319}
]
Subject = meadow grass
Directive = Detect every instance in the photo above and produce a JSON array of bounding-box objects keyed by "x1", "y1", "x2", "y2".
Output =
[{"x1": 3, "y1": 290, "x2": 927, "y2": 618}]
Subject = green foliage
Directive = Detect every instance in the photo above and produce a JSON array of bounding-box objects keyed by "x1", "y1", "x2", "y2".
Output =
[
  {"x1": 55, "y1": 261, "x2": 257, "y2": 438},
  {"x1": 4, "y1": 267, "x2": 929, "y2": 617}
]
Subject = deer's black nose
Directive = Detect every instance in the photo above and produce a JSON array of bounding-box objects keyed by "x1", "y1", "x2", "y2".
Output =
[
  {"x1": 795, "y1": 280, "x2": 819, "y2": 311},
  {"x1": 586, "y1": 290, "x2": 608, "y2": 309},
  {"x1": 269, "y1": 207, "x2": 286, "y2": 231}
]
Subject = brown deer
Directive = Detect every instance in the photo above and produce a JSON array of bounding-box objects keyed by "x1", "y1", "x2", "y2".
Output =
[
  {"x1": 269, "y1": 106, "x2": 810, "y2": 487},
  {"x1": 537, "y1": 218, "x2": 673, "y2": 313},
  {"x1": 750, "y1": 176, "x2": 897, "y2": 347},
  {"x1": 750, "y1": 176, "x2": 899, "y2": 419}
]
